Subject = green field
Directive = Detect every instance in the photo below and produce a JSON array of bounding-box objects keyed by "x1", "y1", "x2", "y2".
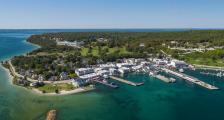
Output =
[
  {"x1": 181, "y1": 49, "x2": 224, "y2": 67},
  {"x1": 81, "y1": 47, "x2": 130, "y2": 57},
  {"x1": 38, "y1": 83, "x2": 74, "y2": 93},
  {"x1": 185, "y1": 58, "x2": 224, "y2": 67}
]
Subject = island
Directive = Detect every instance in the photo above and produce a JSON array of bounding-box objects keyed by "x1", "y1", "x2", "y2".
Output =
[{"x1": 2, "y1": 30, "x2": 224, "y2": 95}]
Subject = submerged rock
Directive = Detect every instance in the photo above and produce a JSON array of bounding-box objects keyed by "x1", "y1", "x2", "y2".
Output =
[{"x1": 46, "y1": 110, "x2": 57, "y2": 120}]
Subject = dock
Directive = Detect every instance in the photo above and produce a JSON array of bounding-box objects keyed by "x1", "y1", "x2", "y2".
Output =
[
  {"x1": 155, "y1": 75, "x2": 176, "y2": 83},
  {"x1": 162, "y1": 68, "x2": 219, "y2": 90},
  {"x1": 90, "y1": 76, "x2": 118, "y2": 88},
  {"x1": 93, "y1": 79, "x2": 119, "y2": 88},
  {"x1": 110, "y1": 76, "x2": 144, "y2": 86}
]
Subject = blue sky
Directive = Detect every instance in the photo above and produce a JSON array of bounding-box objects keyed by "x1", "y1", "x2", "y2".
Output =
[{"x1": 0, "y1": 0, "x2": 224, "y2": 29}]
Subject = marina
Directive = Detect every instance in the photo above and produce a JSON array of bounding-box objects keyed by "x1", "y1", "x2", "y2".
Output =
[
  {"x1": 1, "y1": 30, "x2": 224, "y2": 120},
  {"x1": 162, "y1": 68, "x2": 219, "y2": 90},
  {"x1": 200, "y1": 71, "x2": 224, "y2": 77}
]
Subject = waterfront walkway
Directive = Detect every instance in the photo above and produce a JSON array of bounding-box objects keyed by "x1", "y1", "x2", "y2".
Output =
[{"x1": 110, "y1": 76, "x2": 144, "y2": 86}]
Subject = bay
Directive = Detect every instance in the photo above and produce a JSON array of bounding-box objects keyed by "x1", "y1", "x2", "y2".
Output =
[{"x1": 0, "y1": 29, "x2": 223, "y2": 120}]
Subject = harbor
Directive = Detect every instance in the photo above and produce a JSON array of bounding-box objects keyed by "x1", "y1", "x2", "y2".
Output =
[
  {"x1": 5, "y1": 55, "x2": 221, "y2": 91},
  {"x1": 162, "y1": 68, "x2": 219, "y2": 90},
  {"x1": 1, "y1": 29, "x2": 224, "y2": 120}
]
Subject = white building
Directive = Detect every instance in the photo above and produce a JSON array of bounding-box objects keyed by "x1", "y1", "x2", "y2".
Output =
[
  {"x1": 99, "y1": 63, "x2": 117, "y2": 70},
  {"x1": 123, "y1": 58, "x2": 135, "y2": 64},
  {"x1": 79, "y1": 73, "x2": 98, "y2": 80},
  {"x1": 153, "y1": 59, "x2": 168, "y2": 66},
  {"x1": 135, "y1": 58, "x2": 145, "y2": 63},
  {"x1": 72, "y1": 79, "x2": 87, "y2": 87},
  {"x1": 132, "y1": 65, "x2": 143, "y2": 71},
  {"x1": 97, "y1": 38, "x2": 108, "y2": 43},
  {"x1": 96, "y1": 70, "x2": 110, "y2": 76},
  {"x1": 118, "y1": 67, "x2": 130, "y2": 74},
  {"x1": 169, "y1": 60, "x2": 187, "y2": 68},
  {"x1": 116, "y1": 63, "x2": 133, "y2": 68},
  {"x1": 139, "y1": 43, "x2": 145, "y2": 47},
  {"x1": 75, "y1": 68, "x2": 94, "y2": 76},
  {"x1": 56, "y1": 40, "x2": 84, "y2": 47},
  {"x1": 109, "y1": 68, "x2": 120, "y2": 76}
]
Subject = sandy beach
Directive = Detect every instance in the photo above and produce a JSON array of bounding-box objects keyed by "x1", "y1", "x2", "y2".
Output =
[{"x1": 31, "y1": 86, "x2": 95, "y2": 96}]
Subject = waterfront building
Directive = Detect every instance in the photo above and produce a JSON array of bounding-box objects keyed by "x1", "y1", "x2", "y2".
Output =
[
  {"x1": 153, "y1": 59, "x2": 168, "y2": 66},
  {"x1": 72, "y1": 79, "x2": 87, "y2": 87},
  {"x1": 79, "y1": 73, "x2": 98, "y2": 80},
  {"x1": 75, "y1": 68, "x2": 94, "y2": 76},
  {"x1": 116, "y1": 63, "x2": 133, "y2": 68},
  {"x1": 132, "y1": 65, "x2": 143, "y2": 71},
  {"x1": 96, "y1": 70, "x2": 110, "y2": 78},
  {"x1": 109, "y1": 68, "x2": 120, "y2": 76},
  {"x1": 169, "y1": 60, "x2": 187, "y2": 68},
  {"x1": 118, "y1": 67, "x2": 130, "y2": 74}
]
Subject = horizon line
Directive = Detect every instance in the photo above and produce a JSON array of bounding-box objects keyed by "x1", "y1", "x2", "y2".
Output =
[{"x1": 1, "y1": 28, "x2": 224, "y2": 30}]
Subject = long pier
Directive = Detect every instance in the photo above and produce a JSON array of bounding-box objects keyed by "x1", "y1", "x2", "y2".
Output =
[
  {"x1": 110, "y1": 76, "x2": 144, "y2": 86},
  {"x1": 162, "y1": 68, "x2": 219, "y2": 90}
]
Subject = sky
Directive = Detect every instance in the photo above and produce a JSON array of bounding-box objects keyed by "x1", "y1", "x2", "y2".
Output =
[{"x1": 0, "y1": 0, "x2": 224, "y2": 29}]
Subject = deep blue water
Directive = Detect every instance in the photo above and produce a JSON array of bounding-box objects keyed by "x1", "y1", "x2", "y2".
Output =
[{"x1": 0, "y1": 29, "x2": 224, "y2": 120}]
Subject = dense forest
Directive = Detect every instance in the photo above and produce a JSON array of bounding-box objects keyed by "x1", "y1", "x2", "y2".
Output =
[{"x1": 28, "y1": 30, "x2": 224, "y2": 48}]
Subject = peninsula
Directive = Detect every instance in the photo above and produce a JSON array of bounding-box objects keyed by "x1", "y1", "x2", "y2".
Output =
[{"x1": 2, "y1": 30, "x2": 224, "y2": 94}]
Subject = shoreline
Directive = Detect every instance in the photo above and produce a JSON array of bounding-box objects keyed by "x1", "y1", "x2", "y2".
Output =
[
  {"x1": 31, "y1": 86, "x2": 95, "y2": 96},
  {"x1": 0, "y1": 64, "x2": 14, "y2": 85},
  {"x1": 0, "y1": 40, "x2": 97, "y2": 96},
  {"x1": 1, "y1": 63, "x2": 95, "y2": 96},
  {"x1": 194, "y1": 64, "x2": 224, "y2": 71}
]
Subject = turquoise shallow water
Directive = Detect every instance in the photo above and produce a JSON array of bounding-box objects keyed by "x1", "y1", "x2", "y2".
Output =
[{"x1": 0, "y1": 29, "x2": 224, "y2": 120}]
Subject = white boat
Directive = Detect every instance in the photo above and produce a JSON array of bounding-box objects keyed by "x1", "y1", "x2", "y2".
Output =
[
  {"x1": 103, "y1": 74, "x2": 109, "y2": 79},
  {"x1": 169, "y1": 78, "x2": 176, "y2": 83},
  {"x1": 179, "y1": 68, "x2": 184, "y2": 73},
  {"x1": 217, "y1": 72, "x2": 222, "y2": 77},
  {"x1": 149, "y1": 71, "x2": 157, "y2": 77}
]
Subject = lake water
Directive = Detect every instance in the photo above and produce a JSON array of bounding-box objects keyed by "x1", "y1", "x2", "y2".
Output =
[{"x1": 0, "y1": 29, "x2": 224, "y2": 120}]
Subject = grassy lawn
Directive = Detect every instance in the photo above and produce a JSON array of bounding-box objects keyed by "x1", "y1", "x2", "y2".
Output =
[
  {"x1": 81, "y1": 47, "x2": 130, "y2": 56},
  {"x1": 181, "y1": 49, "x2": 224, "y2": 67},
  {"x1": 186, "y1": 57, "x2": 224, "y2": 67},
  {"x1": 38, "y1": 83, "x2": 75, "y2": 93}
]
